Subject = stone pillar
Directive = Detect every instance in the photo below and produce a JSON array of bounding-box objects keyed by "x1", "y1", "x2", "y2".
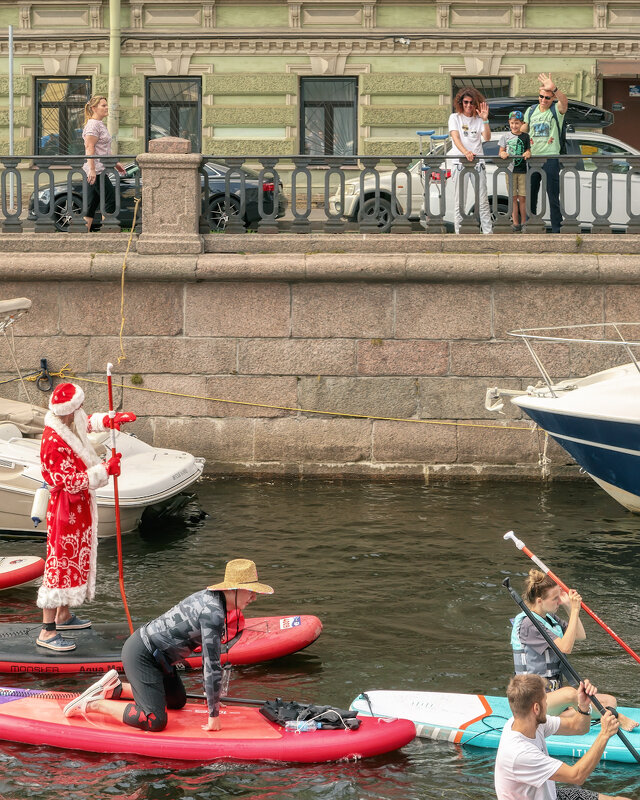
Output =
[{"x1": 136, "y1": 137, "x2": 203, "y2": 255}]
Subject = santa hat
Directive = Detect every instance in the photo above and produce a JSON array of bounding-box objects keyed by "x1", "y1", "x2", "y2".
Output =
[{"x1": 49, "y1": 382, "x2": 85, "y2": 416}]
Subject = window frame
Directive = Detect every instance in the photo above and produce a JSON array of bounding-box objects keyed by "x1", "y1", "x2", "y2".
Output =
[
  {"x1": 34, "y1": 76, "x2": 92, "y2": 157},
  {"x1": 299, "y1": 77, "x2": 358, "y2": 158},
  {"x1": 145, "y1": 77, "x2": 202, "y2": 151},
  {"x1": 451, "y1": 77, "x2": 512, "y2": 103}
]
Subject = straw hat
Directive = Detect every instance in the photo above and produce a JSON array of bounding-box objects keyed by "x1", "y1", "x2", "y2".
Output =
[{"x1": 207, "y1": 558, "x2": 273, "y2": 594}]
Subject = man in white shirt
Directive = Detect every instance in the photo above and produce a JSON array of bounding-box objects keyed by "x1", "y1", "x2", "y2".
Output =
[{"x1": 495, "y1": 674, "x2": 632, "y2": 800}]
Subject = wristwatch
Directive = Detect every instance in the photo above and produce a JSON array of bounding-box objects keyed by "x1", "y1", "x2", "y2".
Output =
[{"x1": 551, "y1": 86, "x2": 558, "y2": 93}]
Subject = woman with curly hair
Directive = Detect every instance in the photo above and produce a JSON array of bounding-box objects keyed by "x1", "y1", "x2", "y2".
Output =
[
  {"x1": 448, "y1": 86, "x2": 492, "y2": 234},
  {"x1": 511, "y1": 568, "x2": 638, "y2": 731}
]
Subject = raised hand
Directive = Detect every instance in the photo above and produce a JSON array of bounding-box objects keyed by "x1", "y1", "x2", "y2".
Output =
[
  {"x1": 479, "y1": 101, "x2": 489, "y2": 121},
  {"x1": 538, "y1": 73, "x2": 555, "y2": 92}
]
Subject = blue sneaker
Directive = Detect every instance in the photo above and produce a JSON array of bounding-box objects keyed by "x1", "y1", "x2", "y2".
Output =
[{"x1": 56, "y1": 614, "x2": 91, "y2": 630}]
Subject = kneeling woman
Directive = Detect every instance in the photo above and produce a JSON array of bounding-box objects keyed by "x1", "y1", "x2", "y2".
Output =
[
  {"x1": 512, "y1": 569, "x2": 637, "y2": 732},
  {"x1": 64, "y1": 559, "x2": 273, "y2": 732}
]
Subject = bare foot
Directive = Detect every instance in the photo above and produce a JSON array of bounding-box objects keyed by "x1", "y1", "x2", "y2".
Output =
[{"x1": 618, "y1": 713, "x2": 639, "y2": 732}]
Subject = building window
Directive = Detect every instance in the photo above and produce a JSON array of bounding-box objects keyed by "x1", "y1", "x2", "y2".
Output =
[
  {"x1": 300, "y1": 78, "x2": 357, "y2": 157},
  {"x1": 146, "y1": 78, "x2": 202, "y2": 151},
  {"x1": 452, "y1": 77, "x2": 511, "y2": 101},
  {"x1": 35, "y1": 77, "x2": 92, "y2": 156}
]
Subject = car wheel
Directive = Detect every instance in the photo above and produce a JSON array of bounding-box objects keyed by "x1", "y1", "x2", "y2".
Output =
[
  {"x1": 208, "y1": 196, "x2": 241, "y2": 232},
  {"x1": 53, "y1": 196, "x2": 83, "y2": 232},
  {"x1": 360, "y1": 197, "x2": 393, "y2": 232}
]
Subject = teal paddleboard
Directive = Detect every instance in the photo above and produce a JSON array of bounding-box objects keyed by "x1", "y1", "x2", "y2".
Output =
[{"x1": 350, "y1": 690, "x2": 640, "y2": 764}]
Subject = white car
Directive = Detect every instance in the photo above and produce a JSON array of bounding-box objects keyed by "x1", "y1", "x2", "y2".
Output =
[{"x1": 329, "y1": 130, "x2": 640, "y2": 231}]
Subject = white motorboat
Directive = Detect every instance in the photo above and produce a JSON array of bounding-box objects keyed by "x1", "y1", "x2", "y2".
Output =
[
  {"x1": 486, "y1": 323, "x2": 640, "y2": 513},
  {"x1": 0, "y1": 297, "x2": 205, "y2": 538}
]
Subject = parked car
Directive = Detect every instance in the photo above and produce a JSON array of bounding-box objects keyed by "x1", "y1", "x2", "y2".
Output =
[
  {"x1": 329, "y1": 130, "x2": 640, "y2": 232},
  {"x1": 28, "y1": 161, "x2": 287, "y2": 232},
  {"x1": 486, "y1": 97, "x2": 614, "y2": 131}
]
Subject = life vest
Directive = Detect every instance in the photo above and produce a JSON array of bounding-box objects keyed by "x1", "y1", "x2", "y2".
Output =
[{"x1": 511, "y1": 610, "x2": 565, "y2": 683}]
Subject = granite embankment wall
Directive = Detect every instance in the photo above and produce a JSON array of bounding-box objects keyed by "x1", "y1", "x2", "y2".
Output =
[{"x1": 2, "y1": 232, "x2": 639, "y2": 480}]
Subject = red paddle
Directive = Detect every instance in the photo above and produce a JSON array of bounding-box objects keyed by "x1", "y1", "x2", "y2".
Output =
[
  {"x1": 504, "y1": 530, "x2": 640, "y2": 666},
  {"x1": 107, "y1": 363, "x2": 134, "y2": 635}
]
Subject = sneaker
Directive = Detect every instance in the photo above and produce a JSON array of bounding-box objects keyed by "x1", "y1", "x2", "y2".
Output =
[
  {"x1": 36, "y1": 633, "x2": 76, "y2": 652},
  {"x1": 63, "y1": 669, "x2": 121, "y2": 717},
  {"x1": 512, "y1": 224, "x2": 522, "y2": 232},
  {"x1": 56, "y1": 614, "x2": 92, "y2": 631}
]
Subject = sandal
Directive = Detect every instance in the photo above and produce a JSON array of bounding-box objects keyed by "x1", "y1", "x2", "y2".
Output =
[
  {"x1": 36, "y1": 633, "x2": 76, "y2": 652},
  {"x1": 63, "y1": 669, "x2": 121, "y2": 717},
  {"x1": 56, "y1": 614, "x2": 91, "y2": 630}
]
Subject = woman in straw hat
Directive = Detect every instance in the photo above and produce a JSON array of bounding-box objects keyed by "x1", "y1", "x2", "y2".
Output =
[{"x1": 63, "y1": 559, "x2": 273, "y2": 733}]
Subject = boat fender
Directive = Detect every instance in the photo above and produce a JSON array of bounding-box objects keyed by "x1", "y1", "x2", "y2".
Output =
[
  {"x1": 260, "y1": 698, "x2": 361, "y2": 730},
  {"x1": 30, "y1": 484, "x2": 50, "y2": 528}
]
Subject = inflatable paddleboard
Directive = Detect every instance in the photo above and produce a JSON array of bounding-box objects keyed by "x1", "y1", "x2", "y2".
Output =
[
  {"x1": 0, "y1": 687, "x2": 415, "y2": 763},
  {"x1": 0, "y1": 556, "x2": 44, "y2": 591},
  {"x1": 350, "y1": 690, "x2": 640, "y2": 764},
  {"x1": 0, "y1": 614, "x2": 322, "y2": 675}
]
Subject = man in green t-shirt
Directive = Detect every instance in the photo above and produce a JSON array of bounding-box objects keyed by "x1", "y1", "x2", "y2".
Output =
[{"x1": 522, "y1": 73, "x2": 568, "y2": 233}]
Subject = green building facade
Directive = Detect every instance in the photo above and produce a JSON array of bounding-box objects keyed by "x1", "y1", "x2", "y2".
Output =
[{"x1": 0, "y1": 0, "x2": 639, "y2": 161}]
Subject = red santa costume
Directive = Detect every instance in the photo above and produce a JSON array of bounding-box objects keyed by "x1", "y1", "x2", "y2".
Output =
[{"x1": 37, "y1": 383, "x2": 115, "y2": 609}]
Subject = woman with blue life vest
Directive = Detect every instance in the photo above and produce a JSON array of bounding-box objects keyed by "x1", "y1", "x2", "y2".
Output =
[{"x1": 512, "y1": 569, "x2": 638, "y2": 732}]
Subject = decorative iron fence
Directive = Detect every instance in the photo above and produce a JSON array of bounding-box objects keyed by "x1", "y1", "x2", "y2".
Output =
[{"x1": 2, "y1": 153, "x2": 639, "y2": 234}]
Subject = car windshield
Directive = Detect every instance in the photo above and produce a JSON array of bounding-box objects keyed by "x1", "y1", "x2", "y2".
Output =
[{"x1": 204, "y1": 163, "x2": 260, "y2": 179}]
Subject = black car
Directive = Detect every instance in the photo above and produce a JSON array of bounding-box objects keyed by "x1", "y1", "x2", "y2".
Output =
[
  {"x1": 28, "y1": 161, "x2": 287, "y2": 232},
  {"x1": 487, "y1": 97, "x2": 613, "y2": 131}
]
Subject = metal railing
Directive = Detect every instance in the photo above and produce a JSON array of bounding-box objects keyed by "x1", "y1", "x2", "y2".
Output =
[{"x1": 2, "y1": 153, "x2": 640, "y2": 234}]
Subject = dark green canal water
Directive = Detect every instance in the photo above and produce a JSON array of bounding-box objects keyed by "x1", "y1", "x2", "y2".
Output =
[{"x1": 1, "y1": 479, "x2": 639, "y2": 799}]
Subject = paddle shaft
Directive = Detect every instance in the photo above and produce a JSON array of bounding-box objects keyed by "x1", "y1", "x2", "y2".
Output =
[
  {"x1": 503, "y1": 577, "x2": 640, "y2": 763},
  {"x1": 187, "y1": 693, "x2": 265, "y2": 706},
  {"x1": 504, "y1": 531, "x2": 640, "y2": 665},
  {"x1": 107, "y1": 364, "x2": 134, "y2": 635}
]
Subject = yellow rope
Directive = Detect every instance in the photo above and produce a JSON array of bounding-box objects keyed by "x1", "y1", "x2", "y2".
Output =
[
  {"x1": 63, "y1": 374, "x2": 535, "y2": 432},
  {"x1": 117, "y1": 196, "x2": 141, "y2": 365}
]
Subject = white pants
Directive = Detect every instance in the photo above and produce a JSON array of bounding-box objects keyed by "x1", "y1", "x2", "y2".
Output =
[{"x1": 452, "y1": 162, "x2": 492, "y2": 234}]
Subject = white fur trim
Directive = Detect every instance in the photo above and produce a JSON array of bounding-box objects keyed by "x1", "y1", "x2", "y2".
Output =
[
  {"x1": 37, "y1": 582, "x2": 90, "y2": 609},
  {"x1": 88, "y1": 462, "x2": 109, "y2": 490},
  {"x1": 44, "y1": 411, "x2": 101, "y2": 470},
  {"x1": 88, "y1": 412, "x2": 109, "y2": 433},
  {"x1": 49, "y1": 383, "x2": 85, "y2": 416},
  {"x1": 87, "y1": 491, "x2": 99, "y2": 601}
]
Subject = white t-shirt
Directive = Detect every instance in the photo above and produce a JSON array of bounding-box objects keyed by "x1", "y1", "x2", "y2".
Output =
[
  {"x1": 448, "y1": 112, "x2": 485, "y2": 157},
  {"x1": 495, "y1": 716, "x2": 563, "y2": 800}
]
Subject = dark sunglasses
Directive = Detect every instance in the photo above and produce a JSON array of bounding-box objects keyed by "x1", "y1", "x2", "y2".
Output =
[
  {"x1": 462, "y1": 99, "x2": 475, "y2": 105},
  {"x1": 538, "y1": 93, "x2": 553, "y2": 100}
]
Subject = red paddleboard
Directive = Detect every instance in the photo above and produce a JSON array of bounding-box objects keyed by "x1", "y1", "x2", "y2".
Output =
[
  {"x1": 0, "y1": 557, "x2": 44, "y2": 591},
  {"x1": 0, "y1": 687, "x2": 414, "y2": 763},
  {"x1": 0, "y1": 614, "x2": 323, "y2": 675}
]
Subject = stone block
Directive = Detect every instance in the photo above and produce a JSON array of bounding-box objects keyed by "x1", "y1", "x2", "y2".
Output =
[
  {"x1": 118, "y1": 138, "x2": 144, "y2": 156},
  {"x1": 357, "y1": 339, "x2": 449, "y2": 376},
  {"x1": 372, "y1": 419, "x2": 457, "y2": 462},
  {"x1": 136, "y1": 152, "x2": 202, "y2": 241},
  {"x1": 395, "y1": 283, "x2": 492, "y2": 339},
  {"x1": 568, "y1": 341, "x2": 632, "y2": 378},
  {"x1": 597, "y1": 255, "x2": 640, "y2": 283},
  {"x1": 59, "y1": 282, "x2": 183, "y2": 336},
  {"x1": 94, "y1": 76, "x2": 109, "y2": 96},
  {"x1": 196, "y1": 254, "x2": 305, "y2": 281},
  {"x1": 305, "y1": 254, "x2": 406, "y2": 281},
  {"x1": 0, "y1": 253, "x2": 93, "y2": 281},
  {"x1": 238, "y1": 338, "x2": 355, "y2": 376},
  {"x1": 204, "y1": 105, "x2": 297, "y2": 127},
  {"x1": 497, "y1": 254, "x2": 599, "y2": 281},
  {"x1": 297, "y1": 376, "x2": 418, "y2": 419},
  {"x1": 120, "y1": 76, "x2": 144, "y2": 97},
  {"x1": 8, "y1": 335, "x2": 90, "y2": 374},
  {"x1": 361, "y1": 73, "x2": 450, "y2": 96},
  {"x1": 492, "y1": 284, "x2": 604, "y2": 339},
  {"x1": 202, "y1": 138, "x2": 295, "y2": 157},
  {"x1": 419, "y1": 377, "x2": 525, "y2": 419},
  {"x1": 407, "y1": 253, "x2": 499, "y2": 281},
  {"x1": 119, "y1": 107, "x2": 144, "y2": 128},
  {"x1": 362, "y1": 139, "x2": 422, "y2": 157},
  {"x1": 89, "y1": 336, "x2": 236, "y2": 375},
  {"x1": 0, "y1": 76, "x2": 30, "y2": 96},
  {"x1": 361, "y1": 105, "x2": 450, "y2": 126},
  {"x1": 514, "y1": 73, "x2": 577, "y2": 97},
  {"x1": 253, "y1": 417, "x2": 371, "y2": 462},
  {"x1": 136, "y1": 234, "x2": 203, "y2": 255},
  {"x1": 204, "y1": 73, "x2": 297, "y2": 96},
  {"x1": 205, "y1": 376, "x2": 298, "y2": 417},
  {"x1": 0, "y1": 137, "x2": 29, "y2": 156},
  {"x1": 185, "y1": 282, "x2": 290, "y2": 337},
  {"x1": 92, "y1": 254, "x2": 198, "y2": 281},
  {"x1": 456, "y1": 419, "x2": 541, "y2": 464},
  {"x1": 147, "y1": 136, "x2": 191, "y2": 154},
  {"x1": 292, "y1": 284, "x2": 394, "y2": 338},
  {"x1": 604, "y1": 285, "x2": 640, "y2": 324},
  {"x1": 117, "y1": 374, "x2": 210, "y2": 417},
  {"x1": 0, "y1": 280, "x2": 62, "y2": 335},
  {"x1": 450, "y1": 341, "x2": 571, "y2": 378},
  {"x1": 153, "y1": 417, "x2": 254, "y2": 462},
  {"x1": 0, "y1": 108, "x2": 30, "y2": 127}
]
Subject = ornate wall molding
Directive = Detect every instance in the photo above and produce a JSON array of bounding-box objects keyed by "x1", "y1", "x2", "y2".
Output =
[{"x1": 287, "y1": 0, "x2": 377, "y2": 29}]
